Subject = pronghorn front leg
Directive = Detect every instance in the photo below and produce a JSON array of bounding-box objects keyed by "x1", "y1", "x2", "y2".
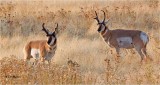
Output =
[
  {"x1": 115, "y1": 47, "x2": 120, "y2": 62},
  {"x1": 47, "y1": 60, "x2": 51, "y2": 68},
  {"x1": 33, "y1": 59, "x2": 38, "y2": 65},
  {"x1": 39, "y1": 48, "x2": 45, "y2": 65}
]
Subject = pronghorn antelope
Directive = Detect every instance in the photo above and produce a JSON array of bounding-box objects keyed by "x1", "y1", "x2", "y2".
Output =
[
  {"x1": 23, "y1": 23, "x2": 58, "y2": 65},
  {"x1": 94, "y1": 10, "x2": 152, "y2": 62}
]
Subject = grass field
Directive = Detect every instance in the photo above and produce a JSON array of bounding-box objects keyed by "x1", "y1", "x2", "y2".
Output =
[{"x1": 0, "y1": 0, "x2": 160, "y2": 84}]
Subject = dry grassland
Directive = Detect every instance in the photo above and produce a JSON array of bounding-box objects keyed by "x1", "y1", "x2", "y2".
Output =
[{"x1": 0, "y1": 0, "x2": 160, "y2": 84}]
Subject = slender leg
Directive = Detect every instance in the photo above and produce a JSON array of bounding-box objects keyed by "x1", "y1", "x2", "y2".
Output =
[
  {"x1": 48, "y1": 60, "x2": 51, "y2": 69},
  {"x1": 40, "y1": 57, "x2": 45, "y2": 67},
  {"x1": 40, "y1": 49, "x2": 45, "y2": 67},
  {"x1": 24, "y1": 58, "x2": 29, "y2": 64},
  {"x1": 40, "y1": 57, "x2": 45, "y2": 62},
  {"x1": 33, "y1": 59, "x2": 38, "y2": 66},
  {"x1": 24, "y1": 58, "x2": 29, "y2": 66},
  {"x1": 141, "y1": 48, "x2": 152, "y2": 61},
  {"x1": 134, "y1": 45, "x2": 146, "y2": 62},
  {"x1": 115, "y1": 47, "x2": 120, "y2": 62},
  {"x1": 116, "y1": 48, "x2": 120, "y2": 56},
  {"x1": 31, "y1": 54, "x2": 38, "y2": 66},
  {"x1": 110, "y1": 50, "x2": 113, "y2": 54},
  {"x1": 130, "y1": 49, "x2": 136, "y2": 54},
  {"x1": 24, "y1": 55, "x2": 31, "y2": 62},
  {"x1": 132, "y1": 36, "x2": 148, "y2": 63},
  {"x1": 24, "y1": 55, "x2": 33, "y2": 66}
]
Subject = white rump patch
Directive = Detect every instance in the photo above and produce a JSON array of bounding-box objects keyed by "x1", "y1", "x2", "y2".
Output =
[
  {"x1": 117, "y1": 37, "x2": 133, "y2": 48},
  {"x1": 140, "y1": 32, "x2": 148, "y2": 45}
]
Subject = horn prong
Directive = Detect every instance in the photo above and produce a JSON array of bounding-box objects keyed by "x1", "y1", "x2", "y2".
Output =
[{"x1": 94, "y1": 11, "x2": 100, "y2": 24}]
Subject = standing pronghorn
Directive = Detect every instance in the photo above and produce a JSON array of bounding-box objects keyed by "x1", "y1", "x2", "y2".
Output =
[
  {"x1": 23, "y1": 23, "x2": 58, "y2": 65},
  {"x1": 94, "y1": 10, "x2": 152, "y2": 62}
]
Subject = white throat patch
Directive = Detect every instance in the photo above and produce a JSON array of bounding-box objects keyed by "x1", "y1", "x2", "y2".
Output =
[
  {"x1": 100, "y1": 25, "x2": 106, "y2": 32},
  {"x1": 102, "y1": 28, "x2": 109, "y2": 36}
]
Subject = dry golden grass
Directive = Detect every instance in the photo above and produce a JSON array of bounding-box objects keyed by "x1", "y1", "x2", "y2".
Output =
[{"x1": 0, "y1": 0, "x2": 160, "y2": 84}]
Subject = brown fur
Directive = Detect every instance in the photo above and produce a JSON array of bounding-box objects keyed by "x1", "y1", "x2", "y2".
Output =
[
  {"x1": 102, "y1": 28, "x2": 142, "y2": 48},
  {"x1": 24, "y1": 40, "x2": 57, "y2": 62},
  {"x1": 101, "y1": 26, "x2": 151, "y2": 62}
]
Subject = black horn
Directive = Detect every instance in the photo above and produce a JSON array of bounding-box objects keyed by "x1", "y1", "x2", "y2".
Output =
[
  {"x1": 94, "y1": 11, "x2": 100, "y2": 24},
  {"x1": 42, "y1": 23, "x2": 49, "y2": 35},
  {"x1": 101, "y1": 10, "x2": 106, "y2": 23},
  {"x1": 56, "y1": 23, "x2": 58, "y2": 29},
  {"x1": 55, "y1": 23, "x2": 58, "y2": 33}
]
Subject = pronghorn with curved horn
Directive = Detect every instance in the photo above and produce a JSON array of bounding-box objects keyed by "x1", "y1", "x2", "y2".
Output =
[
  {"x1": 94, "y1": 10, "x2": 152, "y2": 62},
  {"x1": 23, "y1": 23, "x2": 58, "y2": 65}
]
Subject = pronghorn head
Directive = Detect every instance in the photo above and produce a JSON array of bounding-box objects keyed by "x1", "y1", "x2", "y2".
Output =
[
  {"x1": 94, "y1": 10, "x2": 110, "y2": 33},
  {"x1": 42, "y1": 23, "x2": 58, "y2": 46}
]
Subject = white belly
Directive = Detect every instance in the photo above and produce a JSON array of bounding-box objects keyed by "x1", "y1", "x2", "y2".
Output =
[
  {"x1": 31, "y1": 49, "x2": 54, "y2": 60},
  {"x1": 31, "y1": 49, "x2": 40, "y2": 59},
  {"x1": 116, "y1": 37, "x2": 133, "y2": 48}
]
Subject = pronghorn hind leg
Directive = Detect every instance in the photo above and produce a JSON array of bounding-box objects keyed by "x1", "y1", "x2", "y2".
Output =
[
  {"x1": 134, "y1": 46, "x2": 146, "y2": 62},
  {"x1": 24, "y1": 54, "x2": 32, "y2": 65},
  {"x1": 24, "y1": 53, "x2": 32, "y2": 61},
  {"x1": 141, "y1": 48, "x2": 152, "y2": 61},
  {"x1": 132, "y1": 37, "x2": 147, "y2": 63}
]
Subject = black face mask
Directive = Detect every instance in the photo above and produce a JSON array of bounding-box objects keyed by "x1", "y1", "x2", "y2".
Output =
[
  {"x1": 47, "y1": 32, "x2": 56, "y2": 45},
  {"x1": 97, "y1": 25, "x2": 102, "y2": 32}
]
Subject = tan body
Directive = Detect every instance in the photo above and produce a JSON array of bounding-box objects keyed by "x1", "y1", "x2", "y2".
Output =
[
  {"x1": 24, "y1": 40, "x2": 56, "y2": 61},
  {"x1": 24, "y1": 40, "x2": 57, "y2": 64},
  {"x1": 23, "y1": 23, "x2": 58, "y2": 65},
  {"x1": 101, "y1": 28, "x2": 151, "y2": 62},
  {"x1": 102, "y1": 29, "x2": 144, "y2": 49}
]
